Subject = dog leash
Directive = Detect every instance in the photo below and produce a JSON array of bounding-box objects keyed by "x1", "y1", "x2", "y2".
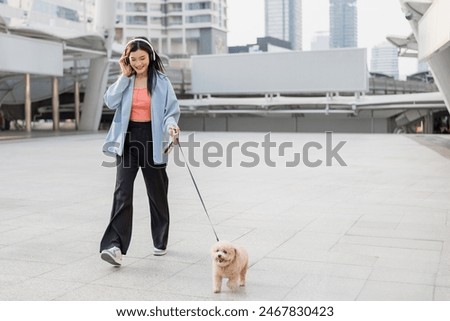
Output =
[{"x1": 169, "y1": 135, "x2": 220, "y2": 242}]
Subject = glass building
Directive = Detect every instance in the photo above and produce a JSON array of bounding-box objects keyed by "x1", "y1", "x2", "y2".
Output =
[
  {"x1": 329, "y1": 0, "x2": 357, "y2": 48},
  {"x1": 264, "y1": 0, "x2": 302, "y2": 50}
]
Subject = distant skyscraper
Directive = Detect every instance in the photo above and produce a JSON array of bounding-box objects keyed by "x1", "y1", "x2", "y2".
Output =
[
  {"x1": 265, "y1": 0, "x2": 302, "y2": 50},
  {"x1": 311, "y1": 31, "x2": 330, "y2": 51},
  {"x1": 371, "y1": 42, "x2": 399, "y2": 79},
  {"x1": 329, "y1": 0, "x2": 357, "y2": 48}
]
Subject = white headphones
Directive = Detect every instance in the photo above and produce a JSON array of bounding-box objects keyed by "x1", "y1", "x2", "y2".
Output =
[{"x1": 125, "y1": 38, "x2": 156, "y2": 61}]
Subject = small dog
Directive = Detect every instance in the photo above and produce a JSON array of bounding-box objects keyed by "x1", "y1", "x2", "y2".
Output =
[{"x1": 211, "y1": 240, "x2": 248, "y2": 293}]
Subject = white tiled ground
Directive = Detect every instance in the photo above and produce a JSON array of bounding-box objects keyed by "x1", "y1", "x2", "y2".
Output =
[{"x1": 0, "y1": 131, "x2": 450, "y2": 301}]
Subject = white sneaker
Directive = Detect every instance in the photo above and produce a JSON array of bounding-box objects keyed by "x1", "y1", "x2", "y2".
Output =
[
  {"x1": 101, "y1": 246, "x2": 122, "y2": 266},
  {"x1": 153, "y1": 248, "x2": 167, "y2": 256}
]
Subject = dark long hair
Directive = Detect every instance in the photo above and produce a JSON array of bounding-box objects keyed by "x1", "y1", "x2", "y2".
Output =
[{"x1": 125, "y1": 36, "x2": 164, "y2": 95}]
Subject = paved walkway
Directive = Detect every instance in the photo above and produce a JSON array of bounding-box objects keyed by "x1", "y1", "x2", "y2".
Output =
[{"x1": 0, "y1": 131, "x2": 449, "y2": 301}]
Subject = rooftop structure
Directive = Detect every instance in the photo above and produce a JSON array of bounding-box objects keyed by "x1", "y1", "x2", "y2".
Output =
[{"x1": 228, "y1": 36, "x2": 292, "y2": 54}]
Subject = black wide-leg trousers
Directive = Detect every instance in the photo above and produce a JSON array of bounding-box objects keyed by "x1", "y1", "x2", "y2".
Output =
[{"x1": 100, "y1": 121, "x2": 169, "y2": 255}]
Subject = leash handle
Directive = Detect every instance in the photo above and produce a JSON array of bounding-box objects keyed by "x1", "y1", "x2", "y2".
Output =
[{"x1": 176, "y1": 138, "x2": 220, "y2": 242}]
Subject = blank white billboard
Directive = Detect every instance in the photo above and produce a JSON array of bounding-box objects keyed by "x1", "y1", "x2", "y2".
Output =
[
  {"x1": 0, "y1": 34, "x2": 63, "y2": 76},
  {"x1": 192, "y1": 48, "x2": 369, "y2": 95}
]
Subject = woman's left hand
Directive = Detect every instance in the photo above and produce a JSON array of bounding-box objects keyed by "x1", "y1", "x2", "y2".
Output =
[{"x1": 169, "y1": 126, "x2": 180, "y2": 144}]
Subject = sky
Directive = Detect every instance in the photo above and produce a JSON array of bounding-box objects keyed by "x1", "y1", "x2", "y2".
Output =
[{"x1": 227, "y1": 0, "x2": 417, "y2": 78}]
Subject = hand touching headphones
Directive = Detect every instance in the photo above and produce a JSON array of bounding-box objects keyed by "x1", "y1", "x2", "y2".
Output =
[{"x1": 119, "y1": 51, "x2": 133, "y2": 77}]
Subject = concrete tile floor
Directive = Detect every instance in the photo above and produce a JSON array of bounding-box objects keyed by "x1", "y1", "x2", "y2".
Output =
[{"x1": 1, "y1": 131, "x2": 450, "y2": 301}]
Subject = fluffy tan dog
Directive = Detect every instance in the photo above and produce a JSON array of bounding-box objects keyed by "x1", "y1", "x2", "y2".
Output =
[{"x1": 211, "y1": 240, "x2": 248, "y2": 293}]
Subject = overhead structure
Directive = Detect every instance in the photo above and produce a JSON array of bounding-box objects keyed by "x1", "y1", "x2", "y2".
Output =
[
  {"x1": 179, "y1": 91, "x2": 445, "y2": 115},
  {"x1": 398, "y1": 0, "x2": 450, "y2": 113},
  {"x1": 386, "y1": 33, "x2": 418, "y2": 58},
  {"x1": 0, "y1": 0, "x2": 117, "y2": 131}
]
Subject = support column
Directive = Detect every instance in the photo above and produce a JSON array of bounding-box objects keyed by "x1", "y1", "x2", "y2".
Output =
[
  {"x1": 371, "y1": 110, "x2": 374, "y2": 133},
  {"x1": 424, "y1": 111, "x2": 434, "y2": 134},
  {"x1": 79, "y1": 0, "x2": 116, "y2": 131},
  {"x1": 79, "y1": 57, "x2": 109, "y2": 131},
  {"x1": 74, "y1": 79, "x2": 80, "y2": 130},
  {"x1": 24, "y1": 73, "x2": 31, "y2": 132},
  {"x1": 168, "y1": 36, "x2": 172, "y2": 55},
  {"x1": 52, "y1": 77, "x2": 60, "y2": 131}
]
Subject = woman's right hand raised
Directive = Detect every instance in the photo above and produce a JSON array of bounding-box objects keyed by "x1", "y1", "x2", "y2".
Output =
[{"x1": 119, "y1": 53, "x2": 133, "y2": 77}]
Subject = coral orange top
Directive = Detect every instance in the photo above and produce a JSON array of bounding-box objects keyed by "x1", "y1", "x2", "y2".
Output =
[{"x1": 130, "y1": 88, "x2": 151, "y2": 121}]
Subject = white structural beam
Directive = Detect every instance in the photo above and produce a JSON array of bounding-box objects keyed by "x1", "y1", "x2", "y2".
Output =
[
  {"x1": 0, "y1": 34, "x2": 63, "y2": 77},
  {"x1": 417, "y1": 0, "x2": 450, "y2": 60},
  {"x1": 179, "y1": 91, "x2": 445, "y2": 113}
]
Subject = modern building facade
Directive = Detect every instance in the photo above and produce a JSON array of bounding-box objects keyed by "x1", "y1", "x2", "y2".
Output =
[
  {"x1": 264, "y1": 0, "x2": 302, "y2": 50},
  {"x1": 329, "y1": 0, "x2": 357, "y2": 48},
  {"x1": 115, "y1": 0, "x2": 228, "y2": 57},
  {"x1": 370, "y1": 42, "x2": 399, "y2": 79}
]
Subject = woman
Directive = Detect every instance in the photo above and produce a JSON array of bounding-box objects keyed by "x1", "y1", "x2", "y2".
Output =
[{"x1": 100, "y1": 36, "x2": 180, "y2": 266}]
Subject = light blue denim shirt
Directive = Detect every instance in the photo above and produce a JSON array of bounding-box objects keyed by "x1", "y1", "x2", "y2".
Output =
[{"x1": 102, "y1": 72, "x2": 180, "y2": 164}]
